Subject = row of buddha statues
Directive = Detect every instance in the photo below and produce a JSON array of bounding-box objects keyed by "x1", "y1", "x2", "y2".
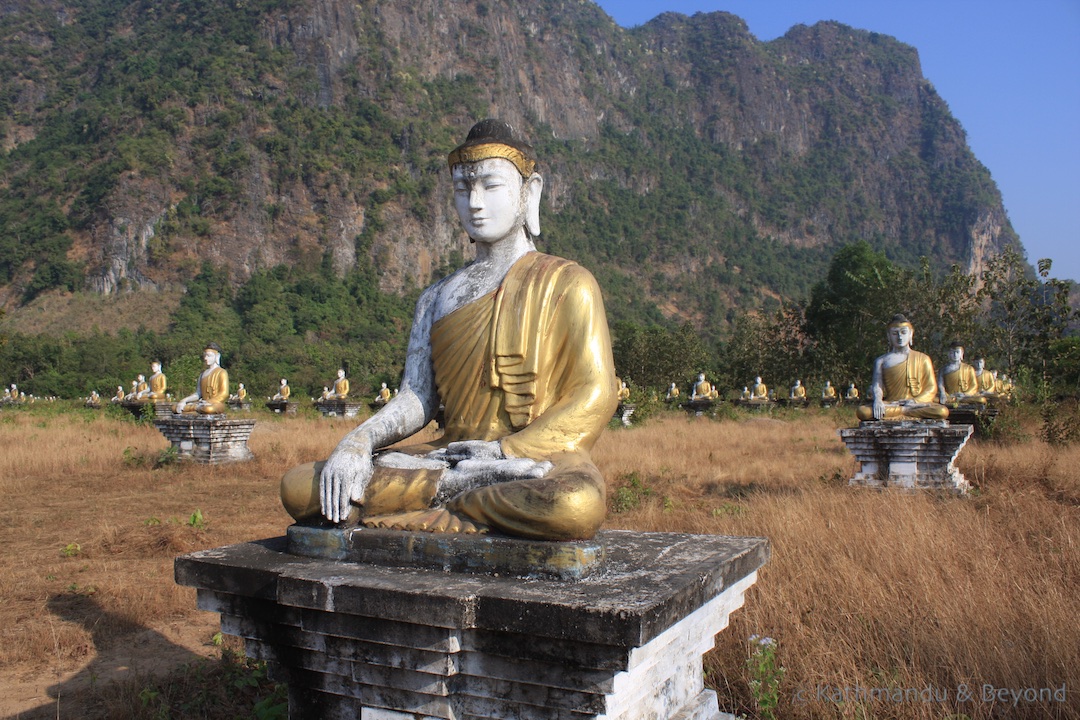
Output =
[{"x1": 2, "y1": 384, "x2": 55, "y2": 404}]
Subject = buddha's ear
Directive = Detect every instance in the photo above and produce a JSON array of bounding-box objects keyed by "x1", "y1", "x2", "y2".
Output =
[{"x1": 525, "y1": 172, "x2": 543, "y2": 237}]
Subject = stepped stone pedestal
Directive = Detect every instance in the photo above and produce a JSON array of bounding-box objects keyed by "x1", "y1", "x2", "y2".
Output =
[
  {"x1": 228, "y1": 400, "x2": 253, "y2": 412},
  {"x1": 267, "y1": 400, "x2": 299, "y2": 415},
  {"x1": 174, "y1": 528, "x2": 768, "y2": 719},
  {"x1": 838, "y1": 421, "x2": 972, "y2": 493},
  {"x1": 315, "y1": 399, "x2": 364, "y2": 418},
  {"x1": 153, "y1": 415, "x2": 255, "y2": 464},
  {"x1": 615, "y1": 403, "x2": 636, "y2": 427},
  {"x1": 121, "y1": 401, "x2": 175, "y2": 419},
  {"x1": 681, "y1": 399, "x2": 716, "y2": 416}
]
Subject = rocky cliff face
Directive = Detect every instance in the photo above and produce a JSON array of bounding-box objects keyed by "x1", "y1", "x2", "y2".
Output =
[{"x1": 0, "y1": 0, "x2": 1018, "y2": 322}]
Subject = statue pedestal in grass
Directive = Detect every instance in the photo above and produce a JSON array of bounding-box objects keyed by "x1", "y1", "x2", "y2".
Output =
[
  {"x1": 681, "y1": 398, "x2": 716, "y2": 416},
  {"x1": 838, "y1": 421, "x2": 972, "y2": 493},
  {"x1": 153, "y1": 415, "x2": 255, "y2": 464},
  {"x1": 228, "y1": 399, "x2": 252, "y2": 412},
  {"x1": 615, "y1": 402, "x2": 636, "y2": 426},
  {"x1": 174, "y1": 529, "x2": 768, "y2": 719},
  {"x1": 266, "y1": 400, "x2": 298, "y2": 415},
  {"x1": 314, "y1": 398, "x2": 364, "y2": 418}
]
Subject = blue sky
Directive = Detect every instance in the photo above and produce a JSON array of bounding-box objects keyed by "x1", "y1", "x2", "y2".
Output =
[{"x1": 593, "y1": 0, "x2": 1080, "y2": 282}]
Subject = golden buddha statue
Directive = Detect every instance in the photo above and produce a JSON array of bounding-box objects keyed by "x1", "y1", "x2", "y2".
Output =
[
  {"x1": 6, "y1": 384, "x2": 17, "y2": 402},
  {"x1": 740, "y1": 386, "x2": 751, "y2": 400},
  {"x1": 845, "y1": 383, "x2": 859, "y2": 400},
  {"x1": 691, "y1": 373, "x2": 714, "y2": 401},
  {"x1": 173, "y1": 343, "x2": 229, "y2": 415},
  {"x1": 855, "y1": 315, "x2": 948, "y2": 421},
  {"x1": 938, "y1": 342, "x2": 985, "y2": 406},
  {"x1": 374, "y1": 382, "x2": 392, "y2": 405},
  {"x1": 328, "y1": 368, "x2": 349, "y2": 399},
  {"x1": 666, "y1": 383, "x2": 680, "y2": 401},
  {"x1": 272, "y1": 378, "x2": 291, "y2": 401},
  {"x1": 751, "y1": 377, "x2": 768, "y2": 400},
  {"x1": 617, "y1": 379, "x2": 631, "y2": 403},
  {"x1": 230, "y1": 383, "x2": 247, "y2": 401},
  {"x1": 822, "y1": 381, "x2": 837, "y2": 400},
  {"x1": 974, "y1": 358, "x2": 997, "y2": 396},
  {"x1": 282, "y1": 119, "x2": 618, "y2": 540},
  {"x1": 112, "y1": 385, "x2": 125, "y2": 403},
  {"x1": 790, "y1": 380, "x2": 806, "y2": 400},
  {"x1": 145, "y1": 361, "x2": 168, "y2": 400}
]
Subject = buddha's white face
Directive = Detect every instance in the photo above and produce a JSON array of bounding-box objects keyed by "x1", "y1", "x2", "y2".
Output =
[
  {"x1": 152, "y1": 362, "x2": 161, "y2": 372},
  {"x1": 887, "y1": 324, "x2": 912, "y2": 350},
  {"x1": 337, "y1": 369, "x2": 345, "y2": 379},
  {"x1": 453, "y1": 159, "x2": 525, "y2": 245},
  {"x1": 975, "y1": 359, "x2": 985, "y2": 372},
  {"x1": 949, "y1": 346, "x2": 964, "y2": 363},
  {"x1": 203, "y1": 349, "x2": 218, "y2": 367}
]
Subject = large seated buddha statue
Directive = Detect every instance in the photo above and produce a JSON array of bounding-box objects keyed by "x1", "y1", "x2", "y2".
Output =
[
  {"x1": 617, "y1": 379, "x2": 631, "y2": 403},
  {"x1": 845, "y1": 383, "x2": 859, "y2": 401},
  {"x1": 750, "y1": 377, "x2": 768, "y2": 401},
  {"x1": 327, "y1": 369, "x2": 350, "y2": 400},
  {"x1": 822, "y1": 381, "x2": 837, "y2": 401},
  {"x1": 937, "y1": 342, "x2": 985, "y2": 406},
  {"x1": 855, "y1": 315, "x2": 948, "y2": 421},
  {"x1": 281, "y1": 120, "x2": 619, "y2": 541},
  {"x1": 145, "y1": 361, "x2": 168, "y2": 401},
  {"x1": 691, "y1": 373, "x2": 714, "y2": 401},
  {"x1": 173, "y1": 343, "x2": 229, "y2": 415},
  {"x1": 790, "y1": 379, "x2": 806, "y2": 400},
  {"x1": 973, "y1": 358, "x2": 1000, "y2": 400},
  {"x1": 271, "y1": 378, "x2": 291, "y2": 401}
]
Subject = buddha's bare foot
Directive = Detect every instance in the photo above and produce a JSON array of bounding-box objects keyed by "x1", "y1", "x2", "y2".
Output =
[{"x1": 362, "y1": 507, "x2": 487, "y2": 534}]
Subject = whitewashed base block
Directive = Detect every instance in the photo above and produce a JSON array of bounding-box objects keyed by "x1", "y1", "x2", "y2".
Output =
[
  {"x1": 153, "y1": 415, "x2": 255, "y2": 464},
  {"x1": 838, "y1": 421, "x2": 972, "y2": 493},
  {"x1": 175, "y1": 531, "x2": 767, "y2": 719}
]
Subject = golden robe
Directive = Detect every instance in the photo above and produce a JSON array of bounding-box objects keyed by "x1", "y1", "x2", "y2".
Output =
[
  {"x1": 823, "y1": 386, "x2": 837, "y2": 399},
  {"x1": 978, "y1": 369, "x2": 996, "y2": 394},
  {"x1": 333, "y1": 378, "x2": 349, "y2": 399},
  {"x1": 693, "y1": 380, "x2": 713, "y2": 398},
  {"x1": 791, "y1": 385, "x2": 806, "y2": 399},
  {"x1": 856, "y1": 350, "x2": 948, "y2": 420},
  {"x1": 752, "y1": 383, "x2": 768, "y2": 399},
  {"x1": 358, "y1": 252, "x2": 618, "y2": 540},
  {"x1": 176, "y1": 366, "x2": 229, "y2": 414},
  {"x1": 941, "y1": 363, "x2": 984, "y2": 405},
  {"x1": 148, "y1": 372, "x2": 167, "y2": 400},
  {"x1": 278, "y1": 385, "x2": 291, "y2": 400}
]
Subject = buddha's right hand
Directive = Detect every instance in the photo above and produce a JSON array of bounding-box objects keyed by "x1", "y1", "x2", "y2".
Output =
[{"x1": 320, "y1": 436, "x2": 374, "y2": 523}]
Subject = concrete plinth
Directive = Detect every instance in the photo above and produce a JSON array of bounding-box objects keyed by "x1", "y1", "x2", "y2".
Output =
[
  {"x1": 153, "y1": 415, "x2": 255, "y2": 463},
  {"x1": 838, "y1": 421, "x2": 972, "y2": 492},
  {"x1": 316, "y1": 399, "x2": 365, "y2": 417},
  {"x1": 267, "y1": 400, "x2": 299, "y2": 415},
  {"x1": 615, "y1": 403, "x2": 636, "y2": 427},
  {"x1": 681, "y1": 399, "x2": 715, "y2": 416},
  {"x1": 228, "y1": 400, "x2": 253, "y2": 412},
  {"x1": 175, "y1": 530, "x2": 768, "y2": 720}
]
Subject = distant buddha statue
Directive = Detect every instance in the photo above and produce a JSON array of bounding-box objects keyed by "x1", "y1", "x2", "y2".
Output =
[
  {"x1": 281, "y1": 119, "x2": 618, "y2": 540},
  {"x1": 973, "y1": 358, "x2": 997, "y2": 396},
  {"x1": 332, "y1": 369, "x2": 350, "y2": 399},
  {"x1": 272, "y1": 378, "x2": 291, "y2": 401},
  {"x1": 997, "y1": 373, "x2": 1014, "y2": 399},
  {"x1": 938, "y1": 342, "x2": 985, "y2": 406},
  {"x1": 5, "y1": 384, "x2": 16, "y2": 402},
  {"x1": 790, "y1": 379, "x2": 806, "y2": 400},
  {"x1": 855, "y1": 315, "x2": 948, "y2": 421},
  {"x1": 751, "y1": 377, "x2": 768, "y2": 400},
  {"x1": 112, "y1": 385, "x2": 125, "y2": 403},
  {"x1": 320, "y1": 386, "x2": 332, "y2": 401},
  {"x1": 617, "y1": 380, "x2": 631, "y2": 403},
  {"x1": 146, "y1": 361, "x2": 168, "y2": 400},
  {"x1": 173, "y1": 343, "x2": 229, "y2": 415},
  {"x1": 666, "y1": 383, "x2": 680, "y2": 401},
  {"x1": 374, "y1": 382, "x2": 392, "y2": 405},
  {"x1": 822, "y1": 381, "x2": 837, "y2": 401},
  {"x1": 691, "y1": 373, "x2": 714, "y2": 401},
  {"x1": 230, "y1": 383, "x2": 247, "y2": 401},
  {"x1": 740, "y1": 386, "x2": 751, "y2": 401}
]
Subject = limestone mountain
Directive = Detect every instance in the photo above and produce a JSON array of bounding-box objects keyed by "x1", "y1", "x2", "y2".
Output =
[{"x1": 0, "y1": 0, "x2": 1018, "y2": 335}]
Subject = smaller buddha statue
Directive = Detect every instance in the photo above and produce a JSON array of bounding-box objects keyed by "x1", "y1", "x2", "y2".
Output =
[
  {"x1": 374, "y1": 382, "x2": 392, "y2": 405},
  {"x1": 7, "y1": 384, "x2": 18, "y2": 402},
  {"x1": 328, "y1": 368, "x2": 350, "y2": 399},
  {"x1": 790, "y1": 379, "x2": 806, "y2": 400},
  {"x1": 320, "y1": 386, "x2": 332, "y2": 401},
  {"x1": 855, "y1": 314, "x2": 948, "y2": 421},
  {"x1": 822, "y1": 381, "x2": 837, "y2": 401},
  {"x1": 751, "y1": 377, "x2": 768, "y2": 401},
  {"x1": 112, "y1": 385, "x2": 125, "y2": 403},
  {"x1": 173, "y1": 343, "x2": 230, "y2": 415},
  {"x1": 691, "y1": 373, "x2": 714, "y2": 401},
  {"x1": 937, "y1": 342, "x2": 985, "y2": 406},
  {"x1": 124, "y1": 380, "x2": 139, "y2": 401},
  {"x1": 271, "y1": 378, "x2": 291, "y2": 401},
  {"x1": 845, "y1": 383, "x2": 859, "y2": 401},
  {"x1": 230, "y1": 383, "x2": 247, "y2": 401},
  {"x1": 617, "y1": 379, "x2": 631, "y2": 403},
  {"x1": 666, "y1": 382, "x2": 680, "y2": 401},
  {"x1": 146, "y1": 361, "x2": 168, "y2": 400},
  {"x1": 974, "y1": 358, "x2": 997, "y2": 397},
  {"x1": 997, "y1": 374, "x2": 1014, "y2": 399}
]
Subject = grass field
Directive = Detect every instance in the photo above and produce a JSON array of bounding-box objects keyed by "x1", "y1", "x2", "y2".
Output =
[{"x1": 0, "y1": 402, "x2": 1076, "y2": 719}]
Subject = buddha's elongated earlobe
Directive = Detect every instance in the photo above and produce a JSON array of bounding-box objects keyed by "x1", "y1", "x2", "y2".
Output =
[{"x1": 525, "y1": 173, "x2": 543, "y2": 237}]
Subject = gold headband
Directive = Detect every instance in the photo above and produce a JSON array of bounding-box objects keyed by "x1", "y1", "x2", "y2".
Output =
[
  {"x1": 887, "y1": 321, "x2": 913, "y2": 330},
  {"x1": 447, "y1": 142, "x2": 535, "y2": 177}
]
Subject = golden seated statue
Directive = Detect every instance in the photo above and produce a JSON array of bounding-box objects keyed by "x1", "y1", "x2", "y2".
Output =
[
  {"x1": 173, "y1": 344, "x2": 229, "y2": 415},
  {"x1": 855, "y1": 315, "x2": 948, "y2": 421},
  {"x1": 938, "y1": 342, "x2": 986, "y2": 406},
  {"x1": 750, "y1": 377, "x2": 768, "y2": 401},
  {"x1": 282, "y1": 120, "x2": 618, "y2": 541}
]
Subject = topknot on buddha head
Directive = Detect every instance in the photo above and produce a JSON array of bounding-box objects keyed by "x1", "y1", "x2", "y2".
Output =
[{"x1": 448, "y1": 119, "x2": 537, "y2": 177}]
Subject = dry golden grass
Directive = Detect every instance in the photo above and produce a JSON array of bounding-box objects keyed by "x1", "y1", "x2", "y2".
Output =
[{"x1": 0, "y1": 405, "x2": 1076, "y2": 719}]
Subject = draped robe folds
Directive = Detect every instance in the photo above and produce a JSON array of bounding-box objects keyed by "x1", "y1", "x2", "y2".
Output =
[
  {"x1": 332, "y1": 378, "x2": 349, "y2": 398},
  {"x1": 942, "y1": 363, "x2": 985, "y2": 404},
  {"x1": 856, "y1": 350, "x2": 949, "y2": 421},
  {"x1": 358, "y1": 252, "x2": 619, "y2": 540},
  {"x1": 978, "y1": 370, "x2": 997, "y2": 394}
]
